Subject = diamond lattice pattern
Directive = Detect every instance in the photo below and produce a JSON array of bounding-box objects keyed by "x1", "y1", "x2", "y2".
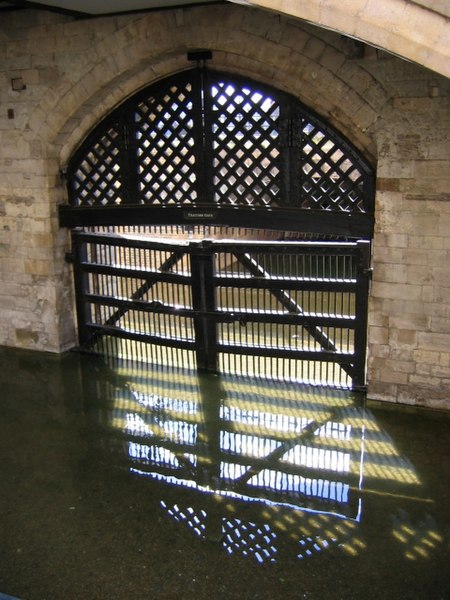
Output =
[
  {"x1": 72, "y1": 124, "x2": 123, "y2": 207},
  {"x1": 68, "y1": 71, "x2": 372, "y2": 214},
  {"x1": 135, "y1": 82, "x2": 197, "y2": 205},
  {"x1": 211, "y1": 82, "x2": 281, "y2": 207},
  {"x1": 299, "y1": 122, "x2": 365, "y2": 212}
]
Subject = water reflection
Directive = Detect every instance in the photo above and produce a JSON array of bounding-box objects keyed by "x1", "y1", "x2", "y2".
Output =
[
  {"x1": 79, "y1": 354, "x2": 437, "y2": 565},
  {"x1": 2, "y1": 347, "x2": 449, "y2": 600},
  {"x1": 391, "y1": 509, "x2": 445, "y2": 561}
]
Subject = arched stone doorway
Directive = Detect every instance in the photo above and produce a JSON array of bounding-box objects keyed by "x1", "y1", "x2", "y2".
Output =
[{"x1": 60, "y1": 66, "x2": 375, "y2": 390}]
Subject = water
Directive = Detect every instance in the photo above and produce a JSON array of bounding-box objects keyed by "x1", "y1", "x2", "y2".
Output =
[{"x1": 0, "y1": 347, "x2": 449, "y2": 600}]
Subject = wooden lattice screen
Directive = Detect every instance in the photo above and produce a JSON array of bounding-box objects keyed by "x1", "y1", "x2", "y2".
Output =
[{"x1": 60, "y1": 69, "x2": 374, "y2": 238}]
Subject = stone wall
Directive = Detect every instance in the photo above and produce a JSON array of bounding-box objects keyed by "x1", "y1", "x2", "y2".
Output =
[
  {"x1": 240, "y1": 0, "x2": 450, "y2": 78},
  {"x1": 367, "y1": 61, "x2": 450, "y2": 409},
  {"x1": 0, "y1": 4, "x2": 448, "y2": 408}
]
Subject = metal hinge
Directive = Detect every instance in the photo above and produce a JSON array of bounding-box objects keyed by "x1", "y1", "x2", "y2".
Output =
[{"x1": 288, "y1": 119, "x2": 294, "y2": 147}]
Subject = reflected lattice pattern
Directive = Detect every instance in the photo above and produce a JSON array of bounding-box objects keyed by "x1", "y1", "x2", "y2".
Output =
[
  {"x1": 93, "y1": 360, "x2": 365, "y2": 518},
  {"x1": 83, "y1": 356, "x2": 431, "y2": 565},
  {"x1": 158, "y1": 502, "x2": 278, "y2": 564},
  {"x1": 223, "y1": 518, "x2": 278, "y2": 564},
  {"x1": 297, "y1": 535, "x2": 338, "y2": 560},
  {"x1": 160, "y1": 501, "x2": 207, "y2": 539}
]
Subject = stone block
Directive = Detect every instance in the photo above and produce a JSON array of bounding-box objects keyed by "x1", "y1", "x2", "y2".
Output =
[
  {"x1": 368, "y1": 311, "x2": 389, "y2": 327},
  {"x1": 366, "y1": 381, "x2": 398, "y2": 403},
  {"x1": 15, "y1": 327, "x2": 39, "y2": 346},
  {"x1": 389, "y1": 347, "x2": 415, "y2": 362},
  {"x1": 401, "y1": 249, "x2": 430, "y2": 266},
  {"x1": 371, "y1": 281, "x2": 422, "y2": 302},
  {"x1": 439, "y1": 353, "x2": 450, "y2": 368},
  {"x1": 396, "y1": 388, "x2": 418, "y2": 406},
  {"x1": 24, "y1": 259, "x2": 50, "y2": 277},
  {"x1": 319, "y1": 46, "x2": 346, "y2": 72},
  {"x1": 376, "y1": 178, "x2": 400, "y2": 192},
  {"x1": 409, "y1": 374, "x2": 442, "y2": 388},
  {"x1": 414, "y1": 348, "x2": 440, "y2": 365},
  {"x1": 391, "y1": 329, "x2": 417, "y2": 348},
  {"x1": 372, "y1": 246, "x2": 403, "y2": 264},
  {"x1": 415, "y1": 362, "x2": 431, "y2": 376},
  {"x1": 431, "y1": 364, "x2": 450, "y2": 378},
  {"x1": 417, "y1": 332, "x2": 450, "y2": 353},
  {"x1": 379, "y1": 367, "x2": 409, "y2": 385},
  {"x1": 373, "y1": 263, "x2": 407, "y2": 284},
  {"x1": 369, "y1": 325, "x2": 389, "y2": 345},
  {"x1": 406, "y1": 265, "x2": 433, "y2": 285},
  {"x1": 415, "y1": 160, "x2": 450, "y2": 179},
  {"x1": 433, "y1": 285, "x2": 450, "y2": 304},
  {"x1": 393, "y1": 97, "x2": 435, "y2": 112},
  {"x1": 388, "y1": 315, "x2": 429, "y2": 331},
  {"x1": 407, "y1": 237, "x2": 446, "y2": 252},
  {"x1": 368, "y1": 344, "x2": 390, "y2": 358},
  {"x1": 368, "y1": 356, "x2": 388, "y2": 370},
  {"x1": 377, "y1": 158, "x2": 415, "y2": 178},
  {"x1": 430, "y1": 317, "x2": 450, "y2": 335}
]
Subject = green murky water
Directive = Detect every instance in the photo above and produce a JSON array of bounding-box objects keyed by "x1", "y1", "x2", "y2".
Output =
[{"x1": 0, "y1": 346, "x2": 449, "y2": 600}]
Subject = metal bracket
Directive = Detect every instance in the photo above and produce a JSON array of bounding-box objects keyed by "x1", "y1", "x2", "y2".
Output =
[{"x1": 187, "y1": 50, "x2": 212, "y2": 62}]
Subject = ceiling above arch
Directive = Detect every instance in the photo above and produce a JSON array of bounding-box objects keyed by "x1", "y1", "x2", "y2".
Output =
[
  {"x1": 1, "y1": 0, "x2": 448, "y2": 77},
  {"x1": 232, "y1": 0, "x2": 450, "y2": 78},
  {"x1": 0, "y1": 0, "x2": 221, "y2": 14}
]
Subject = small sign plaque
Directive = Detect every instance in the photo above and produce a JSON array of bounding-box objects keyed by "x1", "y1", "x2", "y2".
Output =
[{"x1": 183, "y1": 210, "x2": 217, "y2": 221}]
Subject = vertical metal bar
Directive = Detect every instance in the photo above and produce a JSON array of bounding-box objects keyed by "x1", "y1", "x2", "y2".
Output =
[
  {"x1": 71, "y1": 230, "x2": 93, "y2": 348},
  {"x1": 353, "y1": 240, "x2": 371, "y2": 390},
  {"x1": 190, "y1": 241, "x2": 218, "y2": 371}
]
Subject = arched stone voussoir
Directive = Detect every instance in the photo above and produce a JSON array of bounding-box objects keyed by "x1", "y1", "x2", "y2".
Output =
[
  {"x1": 233, "y1": 0, "x2": 450, "y2": 78},
  {"x1": 27, "y1": 5, "x2": 382, "y2": 166},
  {"x1": 56, "y1": 54, "x2": 190, "y2": 167}
]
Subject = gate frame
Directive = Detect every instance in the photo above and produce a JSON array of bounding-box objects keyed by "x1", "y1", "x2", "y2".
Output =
[
  {"x1": 61, "y1": 68, "x2": 374, "y2": 390},
  {"x1": 59, "y1": 67, "x2": 375, "y2": 241},
  {"x1": 69, "y1": 230, "x2": 371, "y2": 390}
]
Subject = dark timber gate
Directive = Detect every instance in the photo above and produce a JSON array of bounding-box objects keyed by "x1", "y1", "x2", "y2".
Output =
[
  {"x1": 60, "y1": 64, "x2": 375, "y2": 390},
  {"x1": 70, "y1": 229, "x2": 371, "y2": 389}
]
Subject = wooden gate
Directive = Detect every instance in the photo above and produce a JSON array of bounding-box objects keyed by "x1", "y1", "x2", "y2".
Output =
[
  {"x1": 70, "y1": 229, "x2": 371, "y2": 390},
  {"x1": 61, "y1": 67, "x2": 375, "y2": 389}
]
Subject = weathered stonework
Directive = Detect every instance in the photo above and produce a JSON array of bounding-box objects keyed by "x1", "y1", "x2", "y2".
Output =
[
  {"x1": 367, "y1": 74, "x2": 450, "y2": 408},
  {"x1": 239, "y1": 0, "x2": 450, "y2": 78},
  {"x1": 0, "y1": 4, "x2": 449, "y2": 408}
]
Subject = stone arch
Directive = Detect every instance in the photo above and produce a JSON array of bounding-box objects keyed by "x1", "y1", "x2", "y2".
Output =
[
  {"x1": 28, "y1": 4, "x2": 389, "y2": 352},
  {"x1": 27, "y1": 5, "x2": 388, "y2": 170},
  {"x1": 235, "y1": 0, "x2": 450, "y2": 78}
]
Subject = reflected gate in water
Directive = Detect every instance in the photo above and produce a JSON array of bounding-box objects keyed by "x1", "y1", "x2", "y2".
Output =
[
  {"x1": 82, "y1": 355, "x2": 367, "y2": 563},
  {"x1": 79, "y1": 354, "x2": 436, "y2": 566}
]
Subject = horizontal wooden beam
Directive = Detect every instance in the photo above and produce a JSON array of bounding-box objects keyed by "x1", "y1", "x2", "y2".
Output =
[{"x1": 59, "y1": 205, "x2": 373, "y2": 238}]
